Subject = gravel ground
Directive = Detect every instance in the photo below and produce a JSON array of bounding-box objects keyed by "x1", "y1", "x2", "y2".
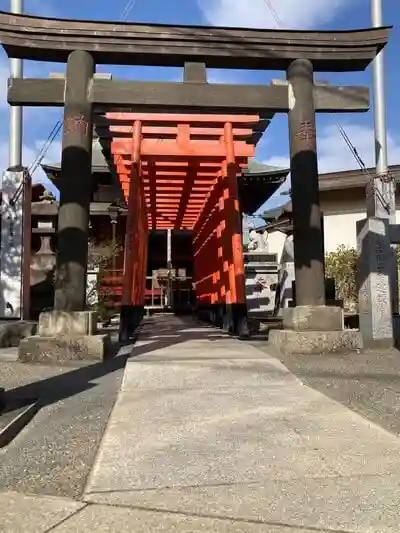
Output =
[
  {"x1": 0, "y1": 348, "x2": 128, "y2": 499},
  {"x1": 252, "y1": 342, "x2": 400, "y2": 437}
]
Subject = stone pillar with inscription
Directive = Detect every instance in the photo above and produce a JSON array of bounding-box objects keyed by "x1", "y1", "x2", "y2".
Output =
[
  {"x1": 54, "y1": 50, "x2": 94, "y2": 312},
  {"x1": 19, "y1": 50, "x2": 110, "y2": 363},
  {"x1": 286, "y1": 58, "x2": 325, "y2": 307},
  {"x1": 357, "y1": 217, "x2": 394, "y2": 348},
  {"x1": 269, "y1": 59, "x2": 362, "y2": 354}
]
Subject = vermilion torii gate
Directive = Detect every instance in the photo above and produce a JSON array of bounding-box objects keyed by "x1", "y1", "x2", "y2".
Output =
[
  {"x1": 97, "y1": 106, "x2": 263, "y2": 338},
  {"x1": 0, "y1": 11, "x2": 391, "y2": 355}
]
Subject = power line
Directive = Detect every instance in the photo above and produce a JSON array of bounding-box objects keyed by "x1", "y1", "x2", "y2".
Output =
[
  {"x1": 260, "y1": 0, "x2": 390, "y2": 210},
  {"x1": 262, "y1": 0, "x2": 283, "y2": 27},
  {"x1": 28, "y1": 120, "x2": 62, "y2": 177},
  {"x1": 120, "y1": 0, "x2": 138, "y2": 21},
  {"x1": 25, "y1": 0, "x2": 140, "y2": 184}
]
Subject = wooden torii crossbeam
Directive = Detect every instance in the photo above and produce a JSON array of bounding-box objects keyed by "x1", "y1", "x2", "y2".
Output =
[{"x1": 98, "y1": 111, "x2": 263, "y2": 334}]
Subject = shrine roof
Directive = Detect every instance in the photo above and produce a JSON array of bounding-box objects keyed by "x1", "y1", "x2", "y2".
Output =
[
  {"x1": 318, "y1": 164, "x2": 400, "y2": 191},
  {"x1": 239, "y1": 161, "x2": 289, "y2": 214},
  {"x1": 42, "y1": 138, "x2": 110, "y2": 175},
  {"x1": 0, "y1": 11, "x2": 390, "y2": 72},
  {"x1": 243, "y1": 159, "x2": 289, "y2": 177}
]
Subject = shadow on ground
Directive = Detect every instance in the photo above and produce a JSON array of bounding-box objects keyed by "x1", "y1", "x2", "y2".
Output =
[{"x1": 2, "y1": 315, "x2": 229, "y2": 413}]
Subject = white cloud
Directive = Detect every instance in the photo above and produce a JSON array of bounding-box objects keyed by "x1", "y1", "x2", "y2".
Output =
[
  {"x1": 317, "y1": 122, "x2": 400, "y2": 173},
  {"x1": 198, "y1": 0, "x2": 358, "y2": 29},
  {"x1": 259, "y1": 121, "x2": 400, "y2": 212},
  {"x1": 263, "y1": 122, "x2": 400, "y2": 175}
]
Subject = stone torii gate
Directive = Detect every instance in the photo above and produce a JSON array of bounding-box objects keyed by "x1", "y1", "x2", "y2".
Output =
[{"x1": 0, "y1": 11, "x2": 390, "y2": 361}]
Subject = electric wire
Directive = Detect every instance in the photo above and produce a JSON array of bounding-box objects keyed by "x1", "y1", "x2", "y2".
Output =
[
  {"x1": 23, "y1": 0, "x2": 139, "y2": 182},
  {"x1": 261, "y1": 0, "x2": 390, "y2": 212},
  {"x1": 262, "y1": 0, "x2": 283, "y2": 27},
  {"x1": 119, "y1": 0, "x2": 138, "y2": 21},
  {"x1": 8, "y1": 0, "x2": 140, "y2": 207}
]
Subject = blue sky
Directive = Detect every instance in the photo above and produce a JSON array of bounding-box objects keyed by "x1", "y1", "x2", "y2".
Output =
[{"x1": 0, "y1": 0, "x2": 399, "y2": 213}]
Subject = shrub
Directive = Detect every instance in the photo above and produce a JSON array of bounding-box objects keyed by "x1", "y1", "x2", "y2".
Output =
[
  {"x1": 87, "y1": 238, "x2": 123, "y2": 321},
  {"x1": 325, "y1": 245, "x2": 358, "y2": 311}
]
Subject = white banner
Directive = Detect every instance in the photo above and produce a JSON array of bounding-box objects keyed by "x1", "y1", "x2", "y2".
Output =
[{"x1": 0, "y1": 168, "x2": 30, "y2": 319}]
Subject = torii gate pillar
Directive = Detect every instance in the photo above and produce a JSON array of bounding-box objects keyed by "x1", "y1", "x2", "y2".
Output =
[
  {"x1": 287, "y1": 58, "x2": 326, "y2": 307},
  {"x1": 19, "y1": 50, "x2": 107, "y2": 363},
  {"x1": 270, "y1": 59, "x2": 353, "y2": 352},
  {"x1": 54, "y1": 50, "x2": 94, "y2": 313}
]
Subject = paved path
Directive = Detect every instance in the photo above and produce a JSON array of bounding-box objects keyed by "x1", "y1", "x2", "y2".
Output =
[{"x1": 2, "y1": 315, "x2": 400, "y2": 531}]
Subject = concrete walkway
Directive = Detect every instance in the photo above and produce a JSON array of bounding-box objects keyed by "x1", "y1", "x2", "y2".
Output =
[{"x1": 2, "y1": 315, "x2": 400, "y2": 531}]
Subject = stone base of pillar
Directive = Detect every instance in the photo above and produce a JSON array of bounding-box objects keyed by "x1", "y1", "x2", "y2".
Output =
[
  {"x1": 19, "y1": 334, "x2": 110, "y2": 363},
  {"x1": 38, "y1": 310, "x2": 98, "y2": 336},
  {"x1": 282, "y1": 305, "x2": 344, "y2": 331},
  {"x1": 119, "y1": 305, "x2": 144, "y2": 343},
  {"x1": 18, "y1": 310, "x2": 110, "y2": 363},
  {"x1": 270, "y1": 304, "x2": 362, "y2": 355},
  {"x1": 269, "y1": 329, "x2": 362, "y2": 355}
]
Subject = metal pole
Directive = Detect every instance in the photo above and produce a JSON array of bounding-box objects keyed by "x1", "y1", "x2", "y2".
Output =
[
  {"x1": 370, "y1": 0, "x2": 398, "y2": 315},
  {"x1": 9, "y1": 0, "x2": 23, "y2": 168},
  {"x1": 166, "y1": 229, "x2": 172, "y2": 307},
  {"x1": 167, "y1": 229, "x2": 172, "y2": 267},
  {"x1": 370, "y1": 0, "x2": 394, "y2": 219},
  {"x1": 111, "y1": 221, "x2": 117, "y2": 273}
]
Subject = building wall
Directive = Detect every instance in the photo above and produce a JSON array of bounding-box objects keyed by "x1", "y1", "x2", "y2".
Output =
[
  {"x1": 267, "y1": 187, "x2": 400, "y2": 260},
  {"x1": 321, "y1": 188, "x2": 366, "y2": 254}
]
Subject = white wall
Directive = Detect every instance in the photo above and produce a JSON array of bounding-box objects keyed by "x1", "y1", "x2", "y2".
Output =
[
  {"x1": 323, "y1": 211, "x2": 365, "y2": 253},
  {"x1": 267, "y1": 204, "x2": 400, "y2": 259},
  {"x1": 268, "y1": 230, "x2": 287, "y2": 262},
  {"x1": 321, "y1": 194, "x2": 400, "y2": 253}
]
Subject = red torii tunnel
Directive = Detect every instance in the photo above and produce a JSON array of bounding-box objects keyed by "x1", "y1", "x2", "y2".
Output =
[{"x1": 100, "y1": 112, "x2": 263, "y2": 339}]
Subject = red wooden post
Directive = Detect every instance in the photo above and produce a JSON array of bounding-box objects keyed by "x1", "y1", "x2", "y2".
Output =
[
  {"x1": 120, "y1": 120, "x2": 142, "y2": 341},
  {"x1": 224, "y1": 122, "x2": 246, "y2": 306}
]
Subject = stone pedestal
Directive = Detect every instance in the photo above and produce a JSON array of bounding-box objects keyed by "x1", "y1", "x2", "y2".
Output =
[
  {"x1": 269, "y1": 328, "x2": 362, "y2": 355},
  {"x1": 269, "y1": 305, "x2": 362, "y2": 355},
  {"x1": 244, "y1": 252, "x2": 278, "y2": 318},
  {"x1": 282, "y1": 305, "x2": 343, "y2": 331},
  {"x1": 19, "y1": 310, "x2": 110, "y2": 363},
  {"x1": 356, "y1": 217, "x2": 394, "y2": 349},
  {"x1": 38, "y1": 310, "x2": 98, "y2": 336}
]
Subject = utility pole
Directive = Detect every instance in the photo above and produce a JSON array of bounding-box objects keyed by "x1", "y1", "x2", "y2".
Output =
[
  {"x1": 9, "y1": 0, "x2": 23, "y2": 168},
  {"x1": 370, "y1": 0, "x2": 398, "y2": 313},
  {"x1": 370, "y1": 0, "x2": 394, "y2": 221}
]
